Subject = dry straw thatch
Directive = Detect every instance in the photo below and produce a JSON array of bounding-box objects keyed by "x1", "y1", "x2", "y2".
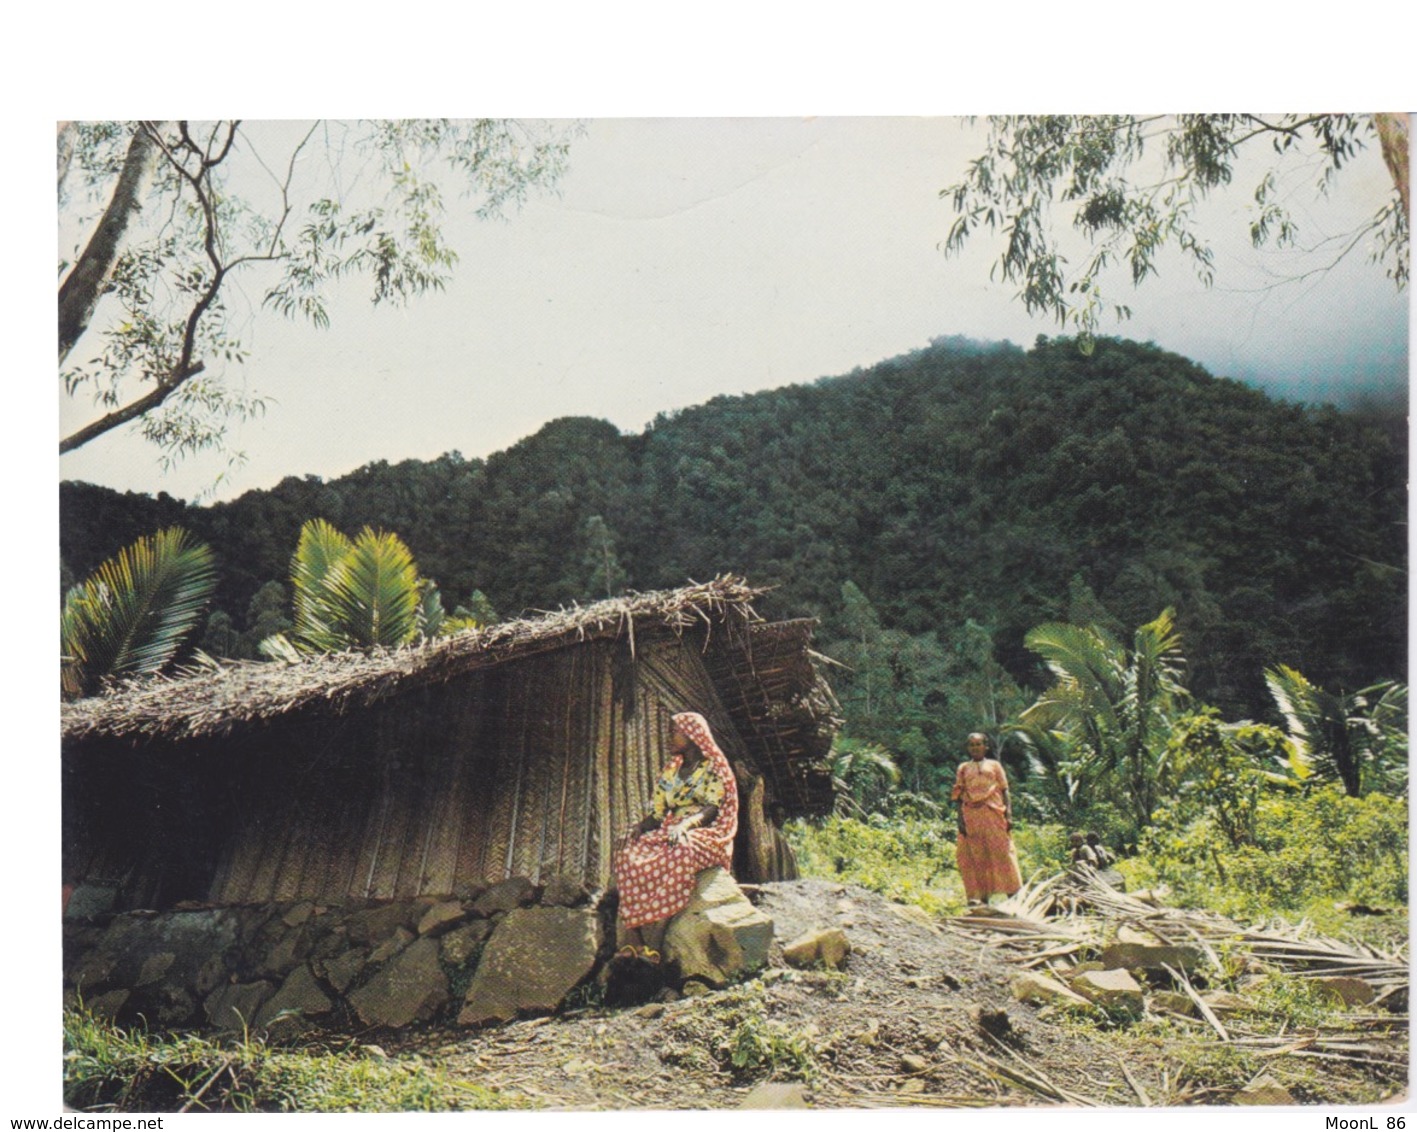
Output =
[{"x1": 62, "y1": 576, "x2": 794, "y2": 746}]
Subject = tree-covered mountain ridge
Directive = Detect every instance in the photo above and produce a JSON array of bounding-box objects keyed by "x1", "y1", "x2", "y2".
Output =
[{"x1": 61, "y1": 334, "x2": 1407, "y2": 723}]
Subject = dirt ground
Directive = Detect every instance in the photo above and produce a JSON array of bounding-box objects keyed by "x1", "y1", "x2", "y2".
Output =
[{"x1": 393, "y1": 879, "x2": 1409, "y2": 1110}]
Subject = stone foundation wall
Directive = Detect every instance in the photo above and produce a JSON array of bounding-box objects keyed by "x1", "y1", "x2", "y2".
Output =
[
  {"x1": 63, "y1": 874, "x2": 612, "y2": 1038},
  {"x1": 63, "y1": 868, "x2": 778, "y2": 1038}
]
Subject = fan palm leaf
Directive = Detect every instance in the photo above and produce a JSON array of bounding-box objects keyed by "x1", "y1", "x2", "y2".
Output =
[{"x1": 60, "y1": 527, "x2": 216, "y2": 699}]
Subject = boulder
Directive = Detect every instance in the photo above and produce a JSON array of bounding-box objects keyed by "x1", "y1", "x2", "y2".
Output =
[
  {"x1": 540, "y1": 873, "x2": 591, "y2": 907},
  {"x1": 254, "y1": 964, "x2": 334, "y2": 1034},
  {"x1": 86, "y1": 989, "x2": 130, "y2": 1020},
  {"x1": 368, "y1": 927, "x2": 415, "y2": 966},
  {"x1": 258, "y1": 927, "x2": 312, "y2": 979},
  {"x1": 416, "y1": 901, "x2": 466, "y2": 937},
  {"x1": 782, "y1": 928, "x2": 851, "y2": 971},
  {"x1": 1311, "y1": 975, "x2": 1376, "y2": 1007},
  {"x1": 1010, "y1": 972, "x2": 1094, "y2": 1010},
  {"x1": 348, "y1": 937, "x2": 450, "y2": 1029},
  {"x1": 315, "y1": 948, "x2": 368, "y2": 994},
  {"x1": 1098, "y1": 942, "x2": 1204, "y2": 976},
  {"x1": 440, "y1": 921, "x2": 492, "y2": 967},
  {"x1": 740, "y1": 1082, "x2": 809, "y2": 1108},
  {"x1": 1069, "y1": 969, "x2": 1145, "y2": 1015},
  {"x1": 458, "y1": 905, "x2": 602, "y2": 1026},
  {"x1": 65, "y1": 884, "x2": 120, "y2": 921},
  {"x1": 204, "y1": 980, "x2": 276, "y2": 1032},
  {"x1": 663, "y1": 868, "x2": 775, "y2": 988},
  {"x1": 1148, "y1": 990, "x2": 1198, "y2": 1017},
  {"x1": 1233, "y1": 1073, "x2": 1295, "y2": 1106},
  {"x1": 281, "y1": 902, "x2": 316, "y2": 928},
  {"x1": 344, "y1": 901, "x2": 420, "y2": 947},
  {"x1": 472, "y1": 876, "x2": 539, "y2": 917},
  {"x1": 135, "y1": 952, "x2": 176, "y2": 987}
]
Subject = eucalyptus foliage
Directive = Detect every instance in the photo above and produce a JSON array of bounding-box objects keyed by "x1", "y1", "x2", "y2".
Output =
[
  {"x1": 944, "y1": 114, "x2": 1409, "y2": 346},
  {"x1": 59, "y1": 120, "x2": 581, "y2": 466},
  {"x1": 60, "y1": 527, "x2": 216, "y2": 699}
]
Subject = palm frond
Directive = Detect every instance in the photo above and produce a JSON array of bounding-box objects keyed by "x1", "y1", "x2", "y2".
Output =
[
  {"x1": 289, "y1": 519, "x2": 354, "y2": 653},
  {"x1": 60, "y1": 527, "x2": 216, "y2": 699},
  {"x1": 322, "y1": 527, "x2": 422, "y2": 648}
]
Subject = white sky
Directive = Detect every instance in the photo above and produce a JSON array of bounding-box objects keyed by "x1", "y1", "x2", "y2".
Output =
[{"x1": 58, "y1": 113, "x2": 1409, "y2": 502}]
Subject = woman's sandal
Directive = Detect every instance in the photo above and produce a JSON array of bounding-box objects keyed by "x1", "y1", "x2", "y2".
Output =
[{"x1": 614, "y1": 945, "x2": 662, "y2": 964}]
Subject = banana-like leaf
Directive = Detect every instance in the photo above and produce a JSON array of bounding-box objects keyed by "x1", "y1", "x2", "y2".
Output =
[{"x1": 60, "y1": 527, "x2": 217, "y2": 699}]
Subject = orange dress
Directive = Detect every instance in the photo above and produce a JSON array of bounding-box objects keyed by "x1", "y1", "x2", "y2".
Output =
[
  {"x1": 613, "y1": 712, "x2": 739, "y2": 929},
  {"x1": 951, "y1": 757, "x2": 1022, "y2": 901}
]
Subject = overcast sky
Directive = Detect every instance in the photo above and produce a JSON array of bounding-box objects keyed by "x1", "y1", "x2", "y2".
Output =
[{"x1": 58, "y1": 115, "x2": 1409, "y2": 503}]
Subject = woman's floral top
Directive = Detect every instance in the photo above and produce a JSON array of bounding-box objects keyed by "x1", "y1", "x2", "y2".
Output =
[{"x1": 651, "y1": 755, "x2": 727, "y2": 822}]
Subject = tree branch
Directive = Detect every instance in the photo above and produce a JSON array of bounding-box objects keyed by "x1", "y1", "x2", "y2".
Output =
[
  {"x1": 60, "y1": 362, "x2": 205, "y2": 453},
  {"x1": 58, "y1": 121, "x2": 165, "y2": 363}
]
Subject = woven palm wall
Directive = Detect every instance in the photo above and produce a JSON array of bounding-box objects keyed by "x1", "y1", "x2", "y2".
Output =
[{"x1": 205, "y1": 631, "x2": 744, "y2": 904}]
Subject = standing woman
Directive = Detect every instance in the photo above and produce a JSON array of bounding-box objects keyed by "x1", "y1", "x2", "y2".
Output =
[
  {"x1": 951, "y1": 732, "x2": 1022, "y2": 907},
  {"x1": 613, "y1": 711, "x2": 739, "y2": 961}
]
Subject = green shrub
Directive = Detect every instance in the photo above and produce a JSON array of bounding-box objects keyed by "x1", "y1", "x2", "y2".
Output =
[
  {"x1": 785, "y1": 813, "x2": 964, "y2": 915},
  {"x1": 1136, "y1": 786, "x2": 1407, "y2": 919}
]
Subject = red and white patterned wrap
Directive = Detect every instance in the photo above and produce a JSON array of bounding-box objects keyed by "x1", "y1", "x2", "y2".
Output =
[{"x1": 613, "y1": 711, "x2": 739, "y2": 928}]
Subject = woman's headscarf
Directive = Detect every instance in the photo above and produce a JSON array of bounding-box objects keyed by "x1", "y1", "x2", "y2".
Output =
[{"x1": 671, "y1": 711, "x2": 739, "y2": 843}]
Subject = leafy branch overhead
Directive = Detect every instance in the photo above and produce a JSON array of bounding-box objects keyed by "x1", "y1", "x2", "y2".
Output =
[
  {"x1": 942, "y1": 114, "x2": 1410, "y2": 346},
  {"x1": 58, "y1": 119, "x2": 582, "y2": 465}
]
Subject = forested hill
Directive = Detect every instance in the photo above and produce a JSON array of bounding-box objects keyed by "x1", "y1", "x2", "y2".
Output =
[{"x1": 61, "y1": 335, "x2": 1406, "y2": 723}]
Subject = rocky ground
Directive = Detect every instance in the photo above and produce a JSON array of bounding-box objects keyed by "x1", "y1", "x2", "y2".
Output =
[{"x1": 390, "y1": 878, "x2": 1410, "y2": 1110}]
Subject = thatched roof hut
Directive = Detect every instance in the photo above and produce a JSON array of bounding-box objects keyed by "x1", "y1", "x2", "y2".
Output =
[{"x1": 62, "y1": 577, "x2": 839, "y2": 912}]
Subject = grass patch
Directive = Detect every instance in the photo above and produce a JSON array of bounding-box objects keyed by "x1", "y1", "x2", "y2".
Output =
[{"x1": 64, "y1": 1006, "x2": 520, "y2": 1112}]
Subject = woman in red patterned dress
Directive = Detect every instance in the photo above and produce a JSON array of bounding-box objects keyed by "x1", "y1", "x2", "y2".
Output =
[
  {"x1": 951, "y1": 732, "x2": 1022, "y2": 907},
  {"x1": 612, "y1": 711, "x2": 739, "y2": 962}
]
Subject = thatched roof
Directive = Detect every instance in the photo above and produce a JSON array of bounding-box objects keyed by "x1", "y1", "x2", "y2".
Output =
[{"x1": 61, "y1": 577, "x2": 836, "y2": 763}]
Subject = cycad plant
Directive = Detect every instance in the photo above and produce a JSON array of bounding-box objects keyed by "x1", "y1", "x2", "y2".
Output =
[
  {"x1": 1020, "y1": 609, "x2": 1187, "y2": 828},
  {"x1": 1264, "y1": 664, "x2": 1408, "y2": 797},
  {"x1": 60, "y1": 527, "x2": 217, "y2": 699},
  {"x1": 261, "y1": 519, "x2": 474, "y2": 658}
]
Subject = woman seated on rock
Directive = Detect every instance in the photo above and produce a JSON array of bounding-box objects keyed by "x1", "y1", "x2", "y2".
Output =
[{"x1": 612, "y1": 711, "x2": 739, "y2": 964}]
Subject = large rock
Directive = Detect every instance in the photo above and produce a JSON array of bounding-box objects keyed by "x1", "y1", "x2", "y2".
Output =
[
  {"x1": 782, "y1": 928, "x2": 851, "y2": 971},
  {"x1": 1011, "y1": 972, "x2": 1094, "y2": 1010},
  {"x1": 1311, "y1": 975, "x2": 1376, "y2": 1007},
  {"x1": 663, "y1": 868, "x2": 775, "y2": 988},
  {"x1": 204, "y1": 980, "x2": 276, "y2": 1032},
  {"x1": 315, "y1": 949, "x2": 369, "y2": 994},
  {"x1": 417, "y1": 901, "x2": 466, "y2": 937},
  {"x1": 1234, "y1": 1073, "x2": 1295, "y2": 1105},
  {"x1": 253, "y1": 964, "x2": 334, "y2": 1035},
  {"x1": 458, "y1": 906, "x2": 602, "y2": 1026},
  {"x1": 472, "y1": 876, "x2": 539, "y2": 917},
  {"x1": 1148, "y1": 990, "x2": 1198, "y2": 1017},
  {"x1": 440, "y1": 921, "x2": 492, "y2": 967},
  {"x1": 540, "y1": 873, "x2": 591, "y2": 908},
  {"x1": 1070, "y1": 969, "x2": 1145, "y2": 1015},
  {"x1": 344, "y1": 901, "x2": 421, "y2": 947},
  {"x1": 348, "y1": 937, "x2": 450, "y2": 1029},
  {"x1": 1099, "y1": 942, "x2": 1204, "y2": 977},
  {"x1": 739, "y1": 1082, "x2": 809, "y2": 1108}
]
